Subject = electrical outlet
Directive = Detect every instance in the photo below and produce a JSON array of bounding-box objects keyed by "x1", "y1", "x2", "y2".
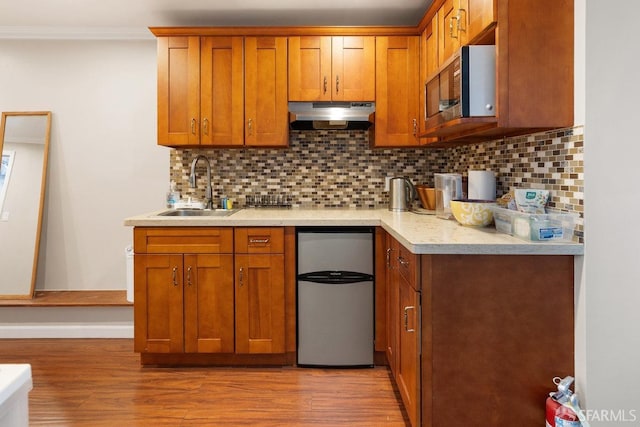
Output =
[{"x1": 384, "y1": 176, "x2": 392, "y2": 192}]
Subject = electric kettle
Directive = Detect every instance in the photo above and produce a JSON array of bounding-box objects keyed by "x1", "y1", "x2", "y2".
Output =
[{"x1": 388, "y1": 177, "x2": 416, "y2": 211}]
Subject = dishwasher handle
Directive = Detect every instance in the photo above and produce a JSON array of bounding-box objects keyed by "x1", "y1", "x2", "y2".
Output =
[{"x1": 298, "y1": 271, "x2": 373, "y2": 284}]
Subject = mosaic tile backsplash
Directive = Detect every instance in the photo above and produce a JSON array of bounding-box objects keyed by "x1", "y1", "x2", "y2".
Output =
[{"x1": 170, "y1": 126, "x2": 584, "y2": 241}]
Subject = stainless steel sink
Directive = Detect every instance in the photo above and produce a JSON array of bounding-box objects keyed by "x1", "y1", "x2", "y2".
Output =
[{"x1": 157, "y1": 209, "x2": 239, "y2": 217}]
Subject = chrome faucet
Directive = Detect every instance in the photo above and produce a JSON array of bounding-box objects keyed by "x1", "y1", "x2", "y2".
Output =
[{"x1": 189, "y1": 155, "x2": 213, "y2": 209}]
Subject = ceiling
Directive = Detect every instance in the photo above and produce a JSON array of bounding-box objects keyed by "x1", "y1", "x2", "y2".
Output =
[{"x1": 0, "y1": 0, "x2": 433, "y2": 39}]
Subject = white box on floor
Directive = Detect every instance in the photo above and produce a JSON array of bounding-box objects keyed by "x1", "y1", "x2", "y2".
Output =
[{"x1": 0, "y1": 364, "x2": 32, "y2": 427}]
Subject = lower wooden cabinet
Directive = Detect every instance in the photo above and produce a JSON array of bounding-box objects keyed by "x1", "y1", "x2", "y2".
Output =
[
  {"x1": 133, "y1": 227, "x2": 287, "y2": 360},
  {"x1": 385, "y1": 233, "x2": 421, "y2": 427},
  {"x1": 420, "y1": 254, "x2": 574, "y2": 426},
  {"x1": 234, "y1": 227, "x2": 286, "y2": 354},
  {"x1": 385, "y1": 237, "x2": 399, "y2": 374},
  {"x1": 382, "y1": 231, "x2": 575, "y2": 427},
  {"x1": 134, "y1": 253, "x2": 235, "y2": 354},
  {"x1": 396, "y1": 272, "x2": 421, "y2": 427}
]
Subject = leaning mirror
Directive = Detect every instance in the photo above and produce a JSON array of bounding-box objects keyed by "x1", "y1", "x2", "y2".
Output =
[{"x1": 0, "y1": 111, "x2": 51, "y2": 299}]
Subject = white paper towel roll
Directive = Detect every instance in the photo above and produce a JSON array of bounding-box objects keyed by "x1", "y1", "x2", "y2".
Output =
[{"x1": 468, "y1": 170, "x2": 496, "y2": 200}]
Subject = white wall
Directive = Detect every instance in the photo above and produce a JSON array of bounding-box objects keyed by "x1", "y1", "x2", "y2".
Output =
[
  {"x1": 0, "y1": 39, "x2": 167, "y2": 291},
  {"x1": 583, "y1": 1, "x2": 640, "y2": 424}
]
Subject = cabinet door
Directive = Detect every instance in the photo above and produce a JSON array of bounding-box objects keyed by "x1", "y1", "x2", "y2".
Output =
[
  {"x1": 467, "y1": 0, "x2": 495, "y2": 42},
  {"x1": 200, "y1": 37, "x2": 245, "y2": 147},
  {"x1": 288, "y1": 36, "x2": 332, "y2": 101},
  {"x1": 183, "y1": 254, "x2": 235, "y2": 353},
  {"x1": 397, "y1": 275, "x2": 421, "y2": 427},
  {"x1": 385, "y1": 237, "x2": 399, "y2": 374},
  {"x1": 373, "y1": 36, "x2": 420, "y2": 147},
  {"x1": 157, "y1": 36, "x2": 200, "y2": 147},
  {"x1": 424, "y1": 16, "x2": 439, "y2": 80},
  {"x1": 331, "y1": 36, "x2": 375, "y2": 101},
  {"x1": 134, "y1": 254, "x2": 184, "y2": 353},
  {"x1": 244, "y1": 37, "x2": 289, "y2": 147},
  {"x1": 438, "y1": 0, "x2": 468, "y2": 65},
  {"x1": 420, "y1": 18, "x2": 442, "y2": 141},
  {"x1": 235, "y1": 254, "x2": 286, "y2": 354}
]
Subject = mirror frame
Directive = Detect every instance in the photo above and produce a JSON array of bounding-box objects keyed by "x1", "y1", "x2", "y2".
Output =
[{"x1": 0, "y1": 111, "x2": 52, "y2": 299}]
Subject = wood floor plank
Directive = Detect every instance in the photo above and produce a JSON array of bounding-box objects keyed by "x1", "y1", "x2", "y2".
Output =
[{"x1": 0, "y1": 339, "x2": 408, "y2": 426}]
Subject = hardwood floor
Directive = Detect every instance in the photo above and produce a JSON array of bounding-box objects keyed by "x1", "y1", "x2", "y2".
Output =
[{"x1": 0, "y1": 339, "x2": 409, "y2": 426}]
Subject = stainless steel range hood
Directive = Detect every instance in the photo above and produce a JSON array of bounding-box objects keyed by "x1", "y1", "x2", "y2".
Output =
[{"x1": 289, "y1": 101, "x2": 375, "y2": 130}]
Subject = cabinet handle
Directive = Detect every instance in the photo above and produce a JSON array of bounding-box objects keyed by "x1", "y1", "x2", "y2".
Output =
[
  {"x1": 404, "y1": 306, "x2": 415, "y2": 332},
  {"x1": 191, "y1": 118, "x2": 197, "y2": 134},
  {"x1": 186, "y1": 266, "x2": 192, "y2": 286},
  {"x1": 248, "y1": 119, "x2": 253, "y2": 136},
  {"x1": 457, "y1": 8, "x2": 466, "y2": 33},
  {"x1": 398, "y1": 256, "x2": 410, "y2": 267},
  {"x1": 249, "y1": 238, "x2": 270, "y2": 244},
  {"x1": 172, "y1": 267, "x2": 179, "y2": 287},
  {"x1": 335, "y1": 75, "x2": 340, "y2": 94},
  {"x1": 450, "y1": 16, "x2": 460, "y2": 39},
  {"x1": 203, "y1": 118, "x2": 209, "y2": 136},
  {"x1": 412, "y1": 118, "x2": 418, "y2": 136},
  {"x1": 239, "y1": 267, "x2": 244, "y2": 287},
  {"x1": 386, "y1": 248, "x2": 392, "y2": 268},
  {"x1": 323, "y1": 76, "x2": 328, "y2": 94},
  {"x1": 449, "y1": 9, "x2": 466, "y2": 39}
]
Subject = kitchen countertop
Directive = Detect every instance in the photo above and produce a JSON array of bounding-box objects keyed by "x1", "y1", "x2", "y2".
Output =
[{"x1": 124, "y1": 208, "x2": 583, "y2": 255}]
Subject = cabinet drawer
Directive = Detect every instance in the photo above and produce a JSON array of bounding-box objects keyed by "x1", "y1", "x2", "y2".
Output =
[
  {"x1": 397, "y1": 243, "x2": 420, "y2": 290},
  {"x1": 234, "y1": 227, "x2": 284, "y2": 254},
  {"x1": 134, "y1": 227, "x2": 233, "y2": 254}
]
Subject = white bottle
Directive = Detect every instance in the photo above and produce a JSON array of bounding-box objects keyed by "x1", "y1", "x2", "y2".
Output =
[{"x1": 166, "y1": 181, "x2": 180, "y2": 208}]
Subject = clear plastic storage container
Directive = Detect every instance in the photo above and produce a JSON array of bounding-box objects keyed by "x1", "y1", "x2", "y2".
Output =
[{"x1": 491, "y1": 206, "x2": 578, "y2": 242}]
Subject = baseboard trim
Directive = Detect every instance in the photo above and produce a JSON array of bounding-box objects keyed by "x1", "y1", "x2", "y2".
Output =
[{"x1": 0, "y1": 324, "x2": 133, "y2": 339}]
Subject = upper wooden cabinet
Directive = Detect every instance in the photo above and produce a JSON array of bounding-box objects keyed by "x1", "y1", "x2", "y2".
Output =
[
  {"x1": 438, "y1": 0, "x2": 467, "y2": 65},
  {"x1": 436, "y1": 0, "x2": 495, "y2": 66},
  {"x1": 420, "y1": 17, "x2": 439, "y2": 138},
  {"x1": 157, "y1": 36, "x2": 244, "y2": 147},
  {"x1": 200, "y1": 37, "x2": 245, "y2": 147},
  {"x1": 288, "y1": 36, "x2": 375, "y2": 102},
  {"x1": 156, "y1": 36, "x2": 287, "y2": 148},
  {"x1": 244, "y1": 37, "x2": 289, "y2": 147},
  {"x1": 156, "y1": 36, "x2": 201, "y2": 147},
  {"x1": 467, "y1": 0, "x2": 496, "y2": 42},
  {"x1": 371, "y1": 36, "x2": 421, "y2": 148},
  {"x1": 420, "y1": 0, "x2": 573, "y2": 146}
]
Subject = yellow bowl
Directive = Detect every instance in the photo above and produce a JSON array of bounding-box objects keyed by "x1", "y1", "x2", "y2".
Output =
[{"x1": 450, "y1": 199, "x2": 496, "y2": 227}]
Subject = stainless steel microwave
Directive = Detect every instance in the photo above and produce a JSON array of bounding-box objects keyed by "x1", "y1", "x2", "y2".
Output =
[{"x1": 425, "y1": 45, "x2": 496, "y2": 127}]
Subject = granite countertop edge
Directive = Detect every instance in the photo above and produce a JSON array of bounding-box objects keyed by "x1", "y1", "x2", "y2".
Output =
[{"x1": 124, "y1": 208, "x2": 584, "y2": 256}]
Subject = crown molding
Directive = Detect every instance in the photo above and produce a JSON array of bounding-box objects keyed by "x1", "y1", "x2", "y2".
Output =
[{"x1": 0, "y1": 26, "x2": 154, "y2": 40}]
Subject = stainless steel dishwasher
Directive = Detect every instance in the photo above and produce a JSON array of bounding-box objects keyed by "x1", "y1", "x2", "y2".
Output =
[{"x1": 296, "y1": 227, "x2": 374, "y2": 367}]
